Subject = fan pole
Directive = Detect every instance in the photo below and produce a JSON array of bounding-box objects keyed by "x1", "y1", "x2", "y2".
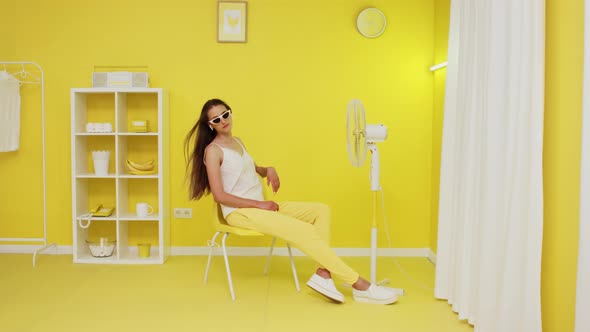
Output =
[
  {"x1": 371, "y1": 191, "x2": 378, "y2": 285},
  {"x1": 369, "y1": 144, "x2": 405, "y2": 295},
  {"x1": 369, "y1": 143, "x2": 380, "y2": 285}
]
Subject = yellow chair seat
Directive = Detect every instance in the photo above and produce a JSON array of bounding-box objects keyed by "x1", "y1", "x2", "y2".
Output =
[{"x1": 214, "y1": 223, "x2": 264, "y2": 237}]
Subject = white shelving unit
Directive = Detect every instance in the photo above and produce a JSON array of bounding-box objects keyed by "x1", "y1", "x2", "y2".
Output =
[{"x1": 71, "y1": 88, "x2": 170, "y2": 264}]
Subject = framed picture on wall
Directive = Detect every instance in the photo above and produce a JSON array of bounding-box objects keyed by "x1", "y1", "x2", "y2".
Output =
[{"x1": 218, "y1": 1, "x2": 248, "y2": 43}]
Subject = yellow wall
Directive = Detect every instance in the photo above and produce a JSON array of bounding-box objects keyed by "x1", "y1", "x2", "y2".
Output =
[
  {"x1": 543, "y1": 0, "x2": 583, "y2": 330},
  {"x1": 429, "y1": 0, "x2": 450, "y2": 253},
  {"x1": 3, "y1": 0, "x2": 583, "y2": 328},
  {"x1": 0, "y1": 0, "x2": 437, "y2": 248}
]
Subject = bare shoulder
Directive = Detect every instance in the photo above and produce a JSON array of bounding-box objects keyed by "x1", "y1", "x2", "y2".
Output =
[
  {"x1": 234, "y1": 136, "x2": 246, "y2": 147},
  {"x1": 204, "y1": 143, "x2": 223, "y2": 164}
]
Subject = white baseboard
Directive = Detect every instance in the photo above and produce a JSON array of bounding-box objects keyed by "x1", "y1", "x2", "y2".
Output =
[
  {"x1": 171, "y1": 246, "x2": 431, "y2": 257},
  {"x1": 0, "y1": 245, "x2": 432, "y2": 258},
  {"x1": 0, "y1": 244, "x2": 72, "y2": 255}
]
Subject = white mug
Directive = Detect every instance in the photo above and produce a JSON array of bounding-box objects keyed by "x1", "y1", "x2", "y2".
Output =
[{"x1": 136, "y1": 202, "x2": 154, "y2": 217}]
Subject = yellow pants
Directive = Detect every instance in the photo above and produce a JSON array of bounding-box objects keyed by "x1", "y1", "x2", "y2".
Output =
[{"x1": 226, "y1": 202, "x2": 360, "y2": 285}]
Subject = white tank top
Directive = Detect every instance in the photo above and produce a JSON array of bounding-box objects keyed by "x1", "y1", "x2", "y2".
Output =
[{"x1": 209, "y1": 139, "x2": 264, "y2": 218}]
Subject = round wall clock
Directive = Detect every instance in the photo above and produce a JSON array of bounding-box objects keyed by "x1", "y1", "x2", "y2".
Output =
[{"x1": 356, "y1": 8, "x2": 387, "y2": 38}]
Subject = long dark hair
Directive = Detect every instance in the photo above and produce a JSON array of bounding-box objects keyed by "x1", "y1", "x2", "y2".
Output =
[{"x1": 184, "y1": 98, "x2": 231, "y2": 200}]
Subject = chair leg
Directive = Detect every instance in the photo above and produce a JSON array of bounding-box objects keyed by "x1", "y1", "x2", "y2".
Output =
[
  {"x1": 264, "y1": 237, "x2": 277, "y2": 275},
  {"x1": 286, "y1": 242, "x2": 300, "y2": 292},
  {"x1": 204, "y1": 231, "x2": 221, "y2": 284},
  {"x1": 221, "y1": 233, "x2": 236, "y2": 301}
]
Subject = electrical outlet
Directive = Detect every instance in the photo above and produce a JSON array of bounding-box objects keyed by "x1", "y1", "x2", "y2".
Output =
[{"x1": 174, "y1": 208, "x2": 192, "y2": 219}]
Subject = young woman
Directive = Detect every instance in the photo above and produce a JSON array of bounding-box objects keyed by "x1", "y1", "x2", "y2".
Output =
[{"x1": 185, "y1": 98, "x2": 398, "y2": 305}]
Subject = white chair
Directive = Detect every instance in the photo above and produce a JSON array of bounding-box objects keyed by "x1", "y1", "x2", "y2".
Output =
[{"x1": 204, "y1": 204, "x2": 300, "y2": 300}]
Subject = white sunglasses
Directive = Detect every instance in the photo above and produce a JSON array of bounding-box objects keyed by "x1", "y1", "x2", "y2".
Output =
[{"x1": 208, "y1": 110, "x2": 232, "y2": 125}]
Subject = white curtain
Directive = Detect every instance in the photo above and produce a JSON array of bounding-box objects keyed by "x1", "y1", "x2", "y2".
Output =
[
  {"x1": 434, "y1": 1, "x2": 545, "y2": 332},
  {"x1": 575, "y1": 0, "x2": 590, "y2": 331}
]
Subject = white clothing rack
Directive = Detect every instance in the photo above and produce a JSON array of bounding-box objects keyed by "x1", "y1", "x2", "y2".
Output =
[{"x1": 0, "y1": 61, "x2": 55, "y2": 266}]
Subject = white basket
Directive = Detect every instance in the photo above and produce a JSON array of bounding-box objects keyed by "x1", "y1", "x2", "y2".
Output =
[{"x1": 86, "y1": 238, "x2": 116, "y2": 257}]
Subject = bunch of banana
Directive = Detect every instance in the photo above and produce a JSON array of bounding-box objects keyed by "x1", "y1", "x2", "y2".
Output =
[{"x1": 126, "y1": 159, "x2": 156, "y2": 175}]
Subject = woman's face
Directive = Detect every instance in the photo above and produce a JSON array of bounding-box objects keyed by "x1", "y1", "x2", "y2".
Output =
[{"x1": 207, "y1": 104, "x2": 232, "y2": 133}]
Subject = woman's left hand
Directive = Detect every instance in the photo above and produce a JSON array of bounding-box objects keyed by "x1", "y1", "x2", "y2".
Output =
[{"x1": 266, "y1": 167, "x2": 280, "y2": 193}]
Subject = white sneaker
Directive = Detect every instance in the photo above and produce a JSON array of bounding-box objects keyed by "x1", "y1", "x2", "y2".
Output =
[
  {"x1": 352, "y1": 284, "x2": 398, "y2": 304},
  {"x1": 306, "y1": 274, "x2": 345, "y2": 303}
]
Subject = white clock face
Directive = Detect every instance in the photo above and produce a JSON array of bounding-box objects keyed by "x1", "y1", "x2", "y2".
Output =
[{"x1": 357, "y1": 8, "x2": 387, "y2": 38}]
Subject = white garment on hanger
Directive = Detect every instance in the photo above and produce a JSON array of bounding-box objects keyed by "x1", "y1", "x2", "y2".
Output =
[{"x1": 0, "y1": 71, "x2": 21, "y2": 152}]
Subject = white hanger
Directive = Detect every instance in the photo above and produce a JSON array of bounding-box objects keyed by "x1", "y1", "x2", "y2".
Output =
[
  {"x1": 0, "y1": 64, "x2": 16, "y2": 81},
  {"x1": 8, "y1": 64, "x2": 40, "y2": 84}
]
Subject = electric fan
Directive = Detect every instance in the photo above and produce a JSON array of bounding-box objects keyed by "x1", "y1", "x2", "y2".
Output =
[{"x1": 346, "y1": 99, "x2": 404, "y2": 295}]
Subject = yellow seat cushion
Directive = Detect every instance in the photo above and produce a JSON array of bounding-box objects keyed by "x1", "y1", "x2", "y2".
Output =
[
  {"x1": 213, "y1": 204, "x2": 264, "y2": 236},
  {"x1": 214, "y1": 223, "x2": 264, "y2": 237}
]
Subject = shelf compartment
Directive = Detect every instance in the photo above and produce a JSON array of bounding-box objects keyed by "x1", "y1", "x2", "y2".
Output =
[
  {"x1": 118, "y1": 135, "x2": 159, "y2": 175},
  {"x1": 125, "y1": 220, "x2": 160, "y2": 245},
  {"x1": 72, "y1": 92, "x2": 115, "y2": 134},
  {"x1": 117, "y1": 92, "x2": 159, "y2": 133},
  {"x1": 74, "y1": 219, "x2": 117, "y2": 261},
  {"x1": 117, "y1": 178, "x2": 159, "y2": 216},
  {"x1": 118, "y1": 220, "x2": 160, "y2": 260},
  {"x1": 74, "y1": 136, "x2": 116, "y2": 175},
  {"x1": 74, "y1": 178, "x2": 116, "y2": 218}
]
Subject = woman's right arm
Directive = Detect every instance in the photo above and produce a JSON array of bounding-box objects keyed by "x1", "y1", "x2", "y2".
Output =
[{"x1": 204, "y1": 145, "x2": 278, "y2": 211}]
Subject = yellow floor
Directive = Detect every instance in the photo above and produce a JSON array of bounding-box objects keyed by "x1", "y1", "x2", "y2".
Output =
[{"x1": 0, "y1": 254, "x2": 473, "y2": 332}]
